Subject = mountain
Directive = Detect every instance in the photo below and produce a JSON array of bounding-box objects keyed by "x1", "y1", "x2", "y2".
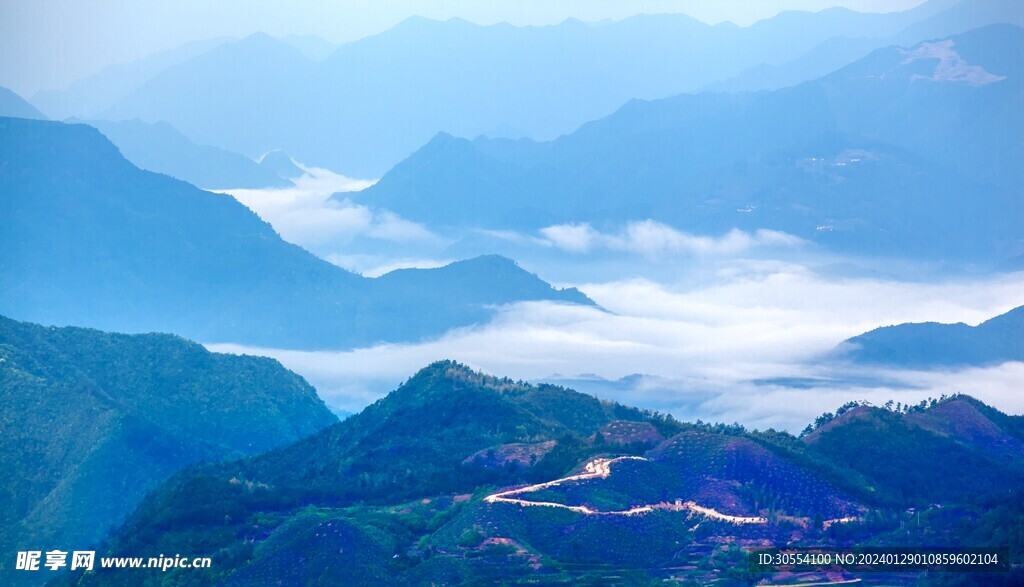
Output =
[
  {"x1": 892, "y1": 0, "x2": 1024, "y2": 44},
  {"x1": 30, "y1": 37, "x2": 231, "y2": 120},
  {"x1": 257, "y1": 149, "x2": 304, "y2": 179},
  {"x1": 60, "y1": 363, "x2": 1024, "y2": 584},
  {"x1": 97, "y1": 32, "x2": 320, "y2": 166},
  {"x1": 81, "y1": 118, "x2": 294, "y2": 189},
  {"x1": 804, "y1": 398, "x2": 1024, "y2": 503},
  {"x1": 838, "y1": 304, "x2": 1024, "y2": 367},
  {"x1": 0, "y1": 314, "x2": 336, "y2": 576},
  {"x1": 0, "y1": 87, "x2": 45, "y2": 120},
  {"x1": 88, "y1": 1, "x2": 984, "y2": 178},
  {"x1": 0, "y1": 117, "x2": 592, "y2": 350},
  {"x1": 279, "y1": 34, "x2": 338, "y2": 61},
  {"x1": 705, "y1": 0, "x2": 1024, "y2": 93},
  {"x1": 359, "y1": 25, "x2": 1024, "y2": 262}
]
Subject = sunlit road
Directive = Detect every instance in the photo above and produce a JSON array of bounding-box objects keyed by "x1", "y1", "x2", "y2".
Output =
[
  {"x1": 484, "y1": 456, "x2": 769, "y2": 523},
  {"x1": 484, "y1": 456, "x2": 861, "y2": 528}
]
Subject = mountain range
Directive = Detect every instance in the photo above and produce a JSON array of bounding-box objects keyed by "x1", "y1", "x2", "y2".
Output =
[
  {"x1": 30, "y1": 38, "x2": 232, "y2": 121},
  {"x1": 0, "y1": 90, "x2": 286, "y2": 189},
  {"x1": 0, "y1": 117, "x2": 591, "y2": 350},
  {"x1": 29, "y1": 0, "x2": 1021, "y2": 178},
  {"x1": 0, "y1": 314, "x2": 336, "y2": 579},
  {"x1": 4, "y1": 4, "x2": 1022, "y2": 585},
  {"x1": 839, "y1": 304, "x2": 1024, "y2": 367},
  {"x1": 57, "y1": 362, "x2": 1024, "y2": 585},
  {"x1": 358, "y1": 25, "x2": 1024, "y2": 263},
  {"x1": 706, "y1": 0, "x2": 1024, "y2": 92},
  {"x1": 78, "y1": 118, "x2": 296, "y2": 189}
]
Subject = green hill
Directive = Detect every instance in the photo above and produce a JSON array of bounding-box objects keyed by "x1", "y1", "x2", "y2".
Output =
[
  {"x1": 59, "y1": 363, "x2": 1024, "y2": 585},
  {"x1": 0, "y1": 315, "x2": 336, "y2": 577},
  {"x1": 805, "y1": 398, "x2": 1024, "y2": 504}
]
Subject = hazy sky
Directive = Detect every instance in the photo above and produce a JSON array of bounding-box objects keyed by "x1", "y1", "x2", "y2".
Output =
[{"x1": 2, "y1": 0, "x2": 926, "y2": 97}]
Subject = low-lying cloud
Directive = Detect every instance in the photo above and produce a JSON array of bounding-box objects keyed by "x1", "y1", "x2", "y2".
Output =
[
  {"x1": 221, "y1": 168, "x2": 440, "y2": 261},
  {"x1": 538, "y1": 221, "x2": 804, "y2": 257},
  {"x1": 208, "y1": 263, "x2": 1024, "y2": 432}
]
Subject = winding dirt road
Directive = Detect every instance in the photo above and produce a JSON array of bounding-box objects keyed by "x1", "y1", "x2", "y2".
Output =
[{"x1": 484, "y1": 456, "x2": 769, "y2": 524}]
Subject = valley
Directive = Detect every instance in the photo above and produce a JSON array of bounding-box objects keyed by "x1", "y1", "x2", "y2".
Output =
[{"x1": 1, "y1": 1, "x2": 1022, "y2": 584}]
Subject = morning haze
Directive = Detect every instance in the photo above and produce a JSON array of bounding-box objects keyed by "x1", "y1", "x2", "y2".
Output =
[{"x1": 1, "y1": 0, "x2": 1022, "y2": 583}]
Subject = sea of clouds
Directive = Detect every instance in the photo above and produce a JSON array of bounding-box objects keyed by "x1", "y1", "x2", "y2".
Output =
[
  {"x1": 209, "y1": 259, "x2": 1024, "y2": 432},
  {"x1": 212, "y1": 167, "x2": 1024, "y2": 432}
]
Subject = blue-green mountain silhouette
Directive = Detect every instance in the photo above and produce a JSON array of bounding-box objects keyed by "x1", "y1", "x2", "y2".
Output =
[
  {"x1": 839, "y1": 304, "x2": 1024, "y2": 367},
  {"x1": 0, "y1": 314, "x2": 336, "y2": 571},
  {"x1": 358, "y1": 25, "x2": 1024, "y2": 262},
  {"x1": 81, "y1": 118, "x2": 294, "y2": 189},
  {"x1": 0, "y1": 117, "x2": 592, "y2": 350},
  {"x1": 0, "y1": 87, "x2": 46, "y2": 120},
  {"x1": 86, "y1": 0, "x2": 996, "y2": 177}
]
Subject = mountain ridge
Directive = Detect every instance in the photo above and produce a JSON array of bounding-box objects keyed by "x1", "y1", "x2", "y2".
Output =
[
  {"x1": 82, "y1": 0, "x2": 1003, "y2": 177},
  {"x1": 837, "y1": 304, "x2": 1024, "y2": 367},
  {"x1": 0, "y1": 87, "x2": 46, "y2": 120},
  {"x1": 80, "y1": 118, "x2": 294, "y2": 189},
  {"x1": 0, "y1": 116, "x2": 592, "y2": 350},
  {"x1": 356, "y1": 25, "x2": 1024, "y2": 263}
]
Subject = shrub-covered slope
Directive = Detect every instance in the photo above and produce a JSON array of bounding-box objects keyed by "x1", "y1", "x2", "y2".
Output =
[{"x1": 0, "y1": 315, "x2": 336, "y2": 574}]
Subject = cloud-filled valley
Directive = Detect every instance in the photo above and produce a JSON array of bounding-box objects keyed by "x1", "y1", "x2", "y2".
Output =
[
  {"x1": 209, "y1": 261, "x2": 1024, "y2": 432},
  {"x1": 212, "y1": 165, "x2": 1024, "y2": 432},
  {"x1": 222, "y1": 169, "x2": 458, "y2": 276}
]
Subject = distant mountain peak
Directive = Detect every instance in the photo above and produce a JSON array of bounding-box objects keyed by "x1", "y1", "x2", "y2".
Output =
[
  {"x1": 0, "y1": 86, "x2": 47, "y2": 120},
  {"x1": 411, "y1": 360, "x2": 511, "y2": 389},
  {"x1": 258, "y1": 149, "x2": 304, "y2": 179},
  {"x1": 449, "y1": 253, "x2": 520, "y2": 270},
  {"x1": 237, "y1": 30, "x2": 283, "y2": 46}
]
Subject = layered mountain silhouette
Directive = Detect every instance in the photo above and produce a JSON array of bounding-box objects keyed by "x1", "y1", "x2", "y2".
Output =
[
  {"x1": 30, "y1": 37, "x2": 231, "y2": 120},
  {"x1": 32, "y1": 0, "x2": 1009, "y2": 177},
  {"x1": 81, "y1": 118, "x2": 295, "y2": 189},
  {"x1": 359, "y1": 25, "x2": 1024, "y2": 262},
  {"x1": 62, "y1": 362, "x2": 1024, "y2": 584},
  {"x1": 0, "y1": 117, "x2": 592, "y2": 350},
  {"x1": 705, "y1": 0, "x2": 1024, "y2": 92},
  {"x1": 838, "y1": 304, "x2": 1024, "y2": 367},
  {"x1": 6, "y1": 4, "x2": 1023, "y2": 585},
  {"x1": 0, "y1": 87, "x2": 45, "y2": 120},
  {"x1": 0, "y1": 315, "x2": 336, "y2": 574}
]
